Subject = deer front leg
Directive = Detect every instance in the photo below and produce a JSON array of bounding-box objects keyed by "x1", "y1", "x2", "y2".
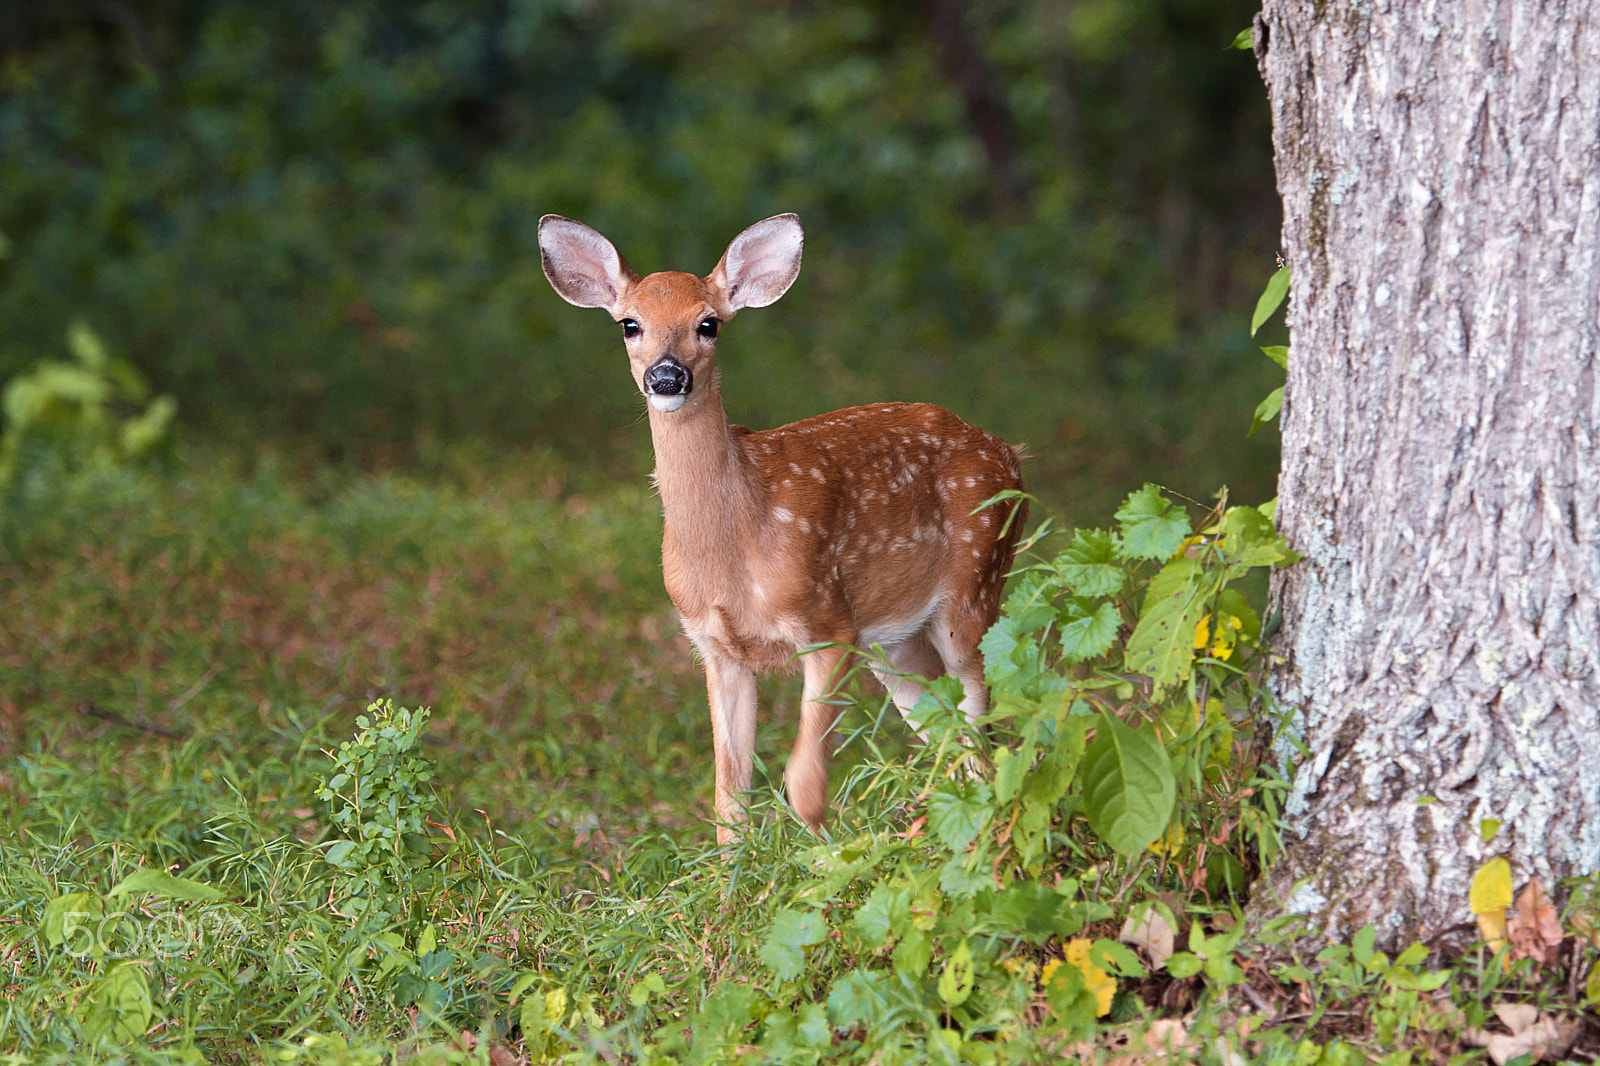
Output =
[
  {"x1": 705, "y1": 652, "x2": 758, "y2": 844},
  {"x1": 787, "y1": 645, "x2": 853, "y2": 833}
]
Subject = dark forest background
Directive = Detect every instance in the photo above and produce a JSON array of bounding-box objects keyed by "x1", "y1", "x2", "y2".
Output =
[{"x1": 0, "y1": 0, "x2": 1282, "y2": 520}]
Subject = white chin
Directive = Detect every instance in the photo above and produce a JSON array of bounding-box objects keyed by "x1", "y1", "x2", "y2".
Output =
[{"x1": 648, "y1": 393, "x2": 688, "y2": 413}]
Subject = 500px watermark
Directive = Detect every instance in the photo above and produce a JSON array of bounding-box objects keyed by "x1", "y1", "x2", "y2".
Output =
[{"x1": 53, "y1": 909, "x2": 250, "y2": 960}]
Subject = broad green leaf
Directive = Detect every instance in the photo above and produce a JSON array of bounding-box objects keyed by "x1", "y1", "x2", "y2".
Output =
[
  {"x1": 628, "y1": 973, "x2": 665, "y2": 1006},
  {"x1": 827, "y1": 969, "x2": 889, "y2": 1027},
  {"x1": 938, "y1": 940, "x2": 975, "y2": 1007},
  {"x1": 1261, "y1": 344, "x2": 1288, "y2": 368},
  {"x1": 980, "y1": 615, "x2": 1027, "y2": 687},
  {"x1": 81, "y1": 962, "x2": 152, "y2": 1044},
  {"x1": 939, "y1": 855, "x2": 991, "y2": 899},
  {"x1": 1115, "y1": 485, "x2": 1191, "y2": 561},
  {"x1": 1000, "y1": 570, "x2": 1058, "y2": 632},
  {"x1": 1216, "y1": 588, "x2": 1261, "y2": 646},
  {"x1": 892, "y1": 927, "x2": 933, "y2": 977},
  {"x1": 1229, "y1": 26, "x2": 1253, "y2": 50},
  {"x1": 1125, "y1": 557, "x2": 1212, "y2": 689},
  {"x1": 1059, "y1": 598, "x2": 1120, "y2": 663},
  {"x1": 1054, "y1": 529, "x2": 1122, "y2": 596},
  {"x1": 1251, "y1": 265, "x2": 1290, "y2": 335},
  {"x1": 928, "y1": 781, "x2": 992, "y2": 853},
  {"x1": 42, "y1": 892, "x2": 104, "y2": 955},
  {"x1": 986, "y1": 881, "x2": 1075, "y2": 941},
  {"x1": 760, "y1": 908, "x2": 827, "y2": 981},
  {"x1": 108, "y1": 869, "x2": 225, "y2": 902},
  {"x1": 1080, "y1": 713, "x2": 1176, "y2": 855},
  {"x1": 993, "y1": 745, "x2": 1033, "y2": 804},
  {"x1": 853, "y1": 882, "x2": 908, "y2": 948}
]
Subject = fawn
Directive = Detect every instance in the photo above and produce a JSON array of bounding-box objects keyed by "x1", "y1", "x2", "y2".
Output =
[{"x1": 538, "y1": 213, "x2": 1026, "y2": 842}]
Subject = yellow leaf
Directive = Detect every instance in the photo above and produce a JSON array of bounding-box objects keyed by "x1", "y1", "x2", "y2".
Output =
[
  {"x1": 1146, "y1": 823, "x2": 1185, "y2": 857},
  {"x1": 1471, "y1": 858, "x2": 1513, "y2": 951},
  {"x1": 1062, "y1": 937, "x2": 1115, "y2": 1018},
  {"x1": 543, "y1": 987, "x2": 568, "y2": 1025},
  {"x1": 1470, "y1": 858, "x2": 1513, "y2": 913}
]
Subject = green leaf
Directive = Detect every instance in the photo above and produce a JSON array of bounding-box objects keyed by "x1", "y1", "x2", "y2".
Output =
[
  {"x1": 993, "y1": 744, "x2": 1033, "y2": 804},
  {"x1": 121, "y1": 395, "x2": 176, "y2": 456},
  {"x1": 1055, "y1": 529, "x2": 1123, "y2": 596},
  {"x1": 42, "y1": 892, "x2": 104, "y2": 956},
  {"x1": 1080, "y1": 713, "x2": 1176, "y2": 855},
  {"x1": 892, "y1": 926, "x2": 933, "y2": 976},
  {"x1": 979, "y1": 614, "x2": 1027, "y2": 687},
  {"x1": 827, "y1": 969, "x2": 889, "y2": 1027},
  {"x1": 628, "y1": 973, "x2": 666, "y2": 1006},
  {"x1": 937, "y1": 940, "x2": 975, "y2": 1007},
  {"x1": 1059, "y1": 598, "x2": 1120, "y2": 663},
  {"x1": 67, "y1": 320, "x2": 109, "y2": 369},
  {"x1": 1124, "y1": 557, "x2": 1211, "y2": 689},
  {"x1": 761, "y1": 908, "x2": 826, "y2": 981},
  {"x1": 1261, "y1": 344, "x2": 1288, "y2": 368},
  {"x1": 1000, "y1": 570, "x2": 1059, "y2": 633},
  {"x1": 1165, "y1": 952, "x2": 1202, "y2": 978},
  {"x1": 938, "y1": 856, "x2": 991, "y2": 899},
  {"x1": 81, "y1": 962, "x2": 153, "y2": 1044},
  {"x1": 1116, "y1": 485, "x2": 1191, "y2": 561},
  {"x1": 1249, "y1": 387, "x2": 1284, "y2": 434},
  {"x1": 1215, "y1": 588, "x2": 1262, "y2": 646},
  {"x1": 1251, "y1": 265, "x2": 1290, "y2": 335},
  {"x1": 927, "y1": 781, "x2": 992, "y2": 853},
  {"x1": 107, "y1": 869, "x2": 225, "y2": 902},
  {"x1": 1229, "y1": 26, "x2": 1254, "y2": 50},
  {"x1": 853, "y1": 882, "x2": 908, "y2": 948},
  {"x1": 986, "y1": 881, "x2": 1076, "y2": 941}
]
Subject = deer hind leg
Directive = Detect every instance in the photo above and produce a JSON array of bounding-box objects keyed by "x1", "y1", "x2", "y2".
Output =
[
  {"x1": 705, "y1": 652, "x2": 758, "y2": 844},
  {"x1": 870, "y1": 630, "x2": 947, "y2": 738},
  {"x1": 787, "y1": 645, "x2": 853, "y2": 833}
]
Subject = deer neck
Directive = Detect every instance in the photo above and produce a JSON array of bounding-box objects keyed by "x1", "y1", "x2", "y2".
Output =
[{"x1": 647, "y1": 385, "x2": 764, "y2": 560}]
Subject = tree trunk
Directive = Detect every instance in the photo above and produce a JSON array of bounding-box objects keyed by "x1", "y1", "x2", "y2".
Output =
[{"x1": 1254, "y1": 1, "x2": 1600, "y2": 948}]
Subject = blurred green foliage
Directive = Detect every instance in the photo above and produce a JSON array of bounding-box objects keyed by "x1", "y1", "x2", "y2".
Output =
[{"x1": 0, "y1": 0, "x2": 1280, "y2": 519}]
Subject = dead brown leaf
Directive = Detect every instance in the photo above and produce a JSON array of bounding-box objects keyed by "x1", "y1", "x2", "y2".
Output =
[
  {"x1": 1507, "y1": 877, "x2": 1564, "y2": 965},
  {"x1": 1463, "y1": 1003, "x2": 1580, "y2": 1065}
]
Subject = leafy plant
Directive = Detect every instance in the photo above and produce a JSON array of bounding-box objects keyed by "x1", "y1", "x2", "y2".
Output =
[
  {"x1": 315, "y1": 700, "x2": 441, "y2": 929},
  {"x1": 0, "y1": 321, "x2": 175, "y2": 491}
]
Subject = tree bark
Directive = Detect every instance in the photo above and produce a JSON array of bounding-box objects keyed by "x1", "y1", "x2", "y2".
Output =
[{"x1": 1254, "y1": 1, "x2": 1600, "y2": 948}]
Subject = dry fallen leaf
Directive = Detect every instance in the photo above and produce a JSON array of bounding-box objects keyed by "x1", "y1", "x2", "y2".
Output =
[
  {"x1": 1463, "y1": 1003, "x2": 1580, "y2": 1065},
  {"x1": 1142, "y1": 1018, "x2": 1192, "y2": 1057},
  {"x1": 1121, "y1": 907, "x2": 1177, "y2": 969},
  {"x1": 1507, "y1": 877, "x2": 1564, "y2": 965}
]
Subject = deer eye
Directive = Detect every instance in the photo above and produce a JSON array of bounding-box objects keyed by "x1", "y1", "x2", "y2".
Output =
[
  {"x1": 620, "y1": 319, "x2": 641, "y2": 339},
  {"x1": 697, "y1": 317, "x2": 721, "y2": 339}
]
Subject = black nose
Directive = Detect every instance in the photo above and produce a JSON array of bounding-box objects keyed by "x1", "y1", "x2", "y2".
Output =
[{"x1": 643, "y1": 356, "x2": 692, "y2": 396}]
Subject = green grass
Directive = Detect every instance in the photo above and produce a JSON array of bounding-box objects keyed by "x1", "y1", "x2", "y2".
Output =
[{"x1": 1, "y1": 450, "x2": 1596, "y2": 1064}]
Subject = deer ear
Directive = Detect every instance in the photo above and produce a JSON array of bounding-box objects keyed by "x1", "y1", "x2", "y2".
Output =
[
  {"x1": 708, "y1": 214, "x2": 803, "y2": 313},
  {"x1": 539, "y1": 215, "x2": 638, "y2": 314}
]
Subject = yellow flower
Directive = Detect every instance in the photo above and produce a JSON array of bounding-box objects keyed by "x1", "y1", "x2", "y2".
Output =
[
  {"x1": 1146, "y1": 823, "x2": 1185, "y2": 857},
  {"x1": 1051, "y1": 939, "x2": 1115, "y2": 1017}
]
